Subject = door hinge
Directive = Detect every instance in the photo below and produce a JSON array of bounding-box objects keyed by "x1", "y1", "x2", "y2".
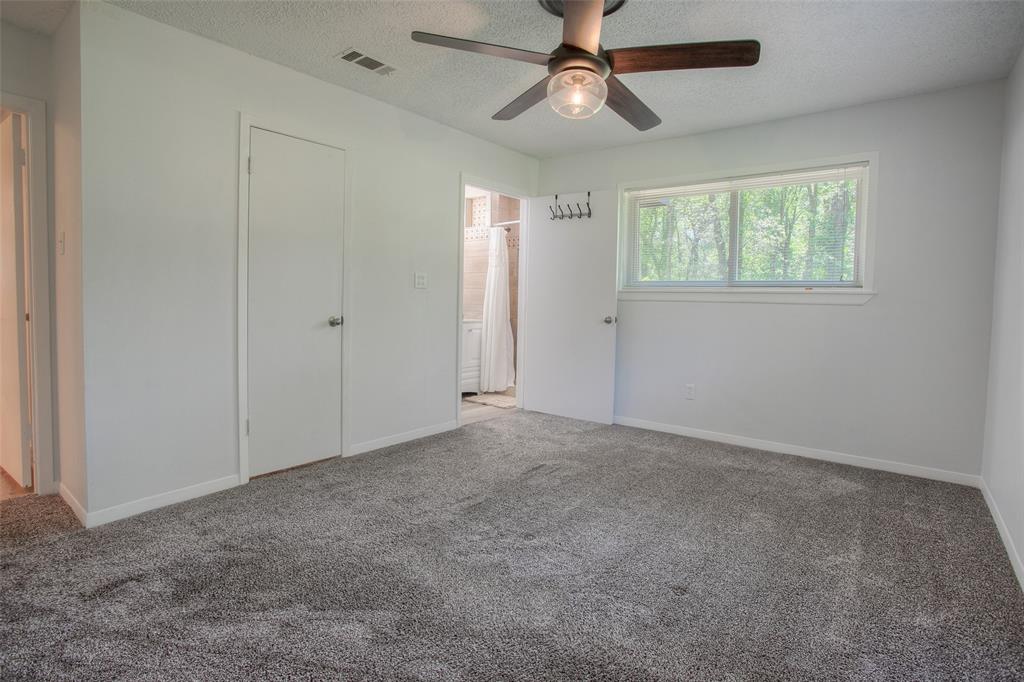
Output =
[
  {"x1": 248, "y1": 156, "x2": 253, "y2": 175},
  {"x1": 25, "y1": 312, "x2": 30, "y2": 322},
  {"x1": 245, "y1": 418, "x2": 250, "y2": 436},
  {"x1": 15, "y1": 148, "x2": 26, "y2": 167}
]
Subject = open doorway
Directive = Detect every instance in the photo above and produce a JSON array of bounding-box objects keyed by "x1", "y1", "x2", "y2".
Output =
[
  {"x1": 460, "y1": 184, "x2": 522, "y2": 425},
  {"x1": 1, "y1": 92, "x2": 55, "y2": 501},
  {"x1": 1, "y1": 108, "x2": 34, "y2": 499}
]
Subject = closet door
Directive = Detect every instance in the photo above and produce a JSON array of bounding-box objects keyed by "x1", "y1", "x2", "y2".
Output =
[
  {"x1": 247, "y1": 128, "x2": 344, "y2": 477},
  {"x1": 522, "y1": 190, "x2": 618, "y2": 424}
]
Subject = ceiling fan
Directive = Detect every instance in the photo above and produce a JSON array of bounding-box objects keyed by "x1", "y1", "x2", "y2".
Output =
[{"x1": 411, "y1": 0, "x2": 760, "y2": 131}]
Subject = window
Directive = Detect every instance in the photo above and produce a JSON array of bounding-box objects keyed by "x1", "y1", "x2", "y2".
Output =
[{"x1": 623, "y1": 163, "x2": 869, "y2": 293}]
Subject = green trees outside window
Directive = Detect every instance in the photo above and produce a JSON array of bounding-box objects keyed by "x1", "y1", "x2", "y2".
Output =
[{"x1": 628, "y1": 164, "x2": 865, "y2": 287}]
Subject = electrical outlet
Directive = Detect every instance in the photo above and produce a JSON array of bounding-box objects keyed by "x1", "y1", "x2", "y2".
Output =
[
  {"x1": 414, "y1": 272, "x2": 428, "y2": 289},
  {"x1": 685, "y1": 383, "x2": 696, "y2": 400}
]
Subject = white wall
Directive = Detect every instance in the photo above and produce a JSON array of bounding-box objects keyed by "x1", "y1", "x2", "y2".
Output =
[
  {"x1": 1, "y1": 22, "x2": 51, "y2": 102},
  {"x1": 76, "y1": 2, "x2": 537, "y2": 515},
  {"x1": 539, "y1": 82, "x2": 1005, "y2": 479},
  {"x1": 51, "y1": 4, "x2": 86, "y2": 512},
  {"x1": 982, "y1": 49, "x2": 1024, "y2": 587}
]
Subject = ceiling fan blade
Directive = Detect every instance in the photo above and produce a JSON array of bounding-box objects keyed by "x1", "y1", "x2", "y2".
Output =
[
  {"x1": 492, "y1": 76, "x2": 553, "y2": 120},
  {"x1": 604, "y1": 75, "x2": 661, "y2": 131},
  {"x1": 411, "y1": 31, "x2": 551, "y2": 66},
  {"x1": 562, "y1": 0, "x2": 604, "y2": 54},
  {"x1": 608, "y1": 40, "x2": 761, "y2": 74}
]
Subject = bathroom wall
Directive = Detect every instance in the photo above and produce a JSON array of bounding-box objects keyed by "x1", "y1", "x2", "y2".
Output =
[
  {"x1": 497, "y1": 195, "x2": 521, "y2": 352},
  {"x1": 462, "y1": 191, "x2": 521, "y2": 375},
  {"x1": 463, "y1": 196, "x2": 489, "y2": 321},
  {"x1": 462, "y1": 192, "x2": 520, "y2": 350}
]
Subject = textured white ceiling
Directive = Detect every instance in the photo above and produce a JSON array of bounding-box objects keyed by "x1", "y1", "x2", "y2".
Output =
[
  {"x1": 56, "y1": 2, "x2": 1024, "y2": 157},
  {"x1": 0, "y1": 0, "x2": 73, "y2": 35}
]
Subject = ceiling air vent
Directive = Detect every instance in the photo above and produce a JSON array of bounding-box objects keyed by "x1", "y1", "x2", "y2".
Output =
[{"x1": 336, "y1": 48, "x2": 396, "y2": 76}]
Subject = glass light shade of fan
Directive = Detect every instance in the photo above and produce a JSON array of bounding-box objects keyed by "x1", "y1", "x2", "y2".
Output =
[{"x1": 547, "y1": 69, "x2": 607, "y2": 120}]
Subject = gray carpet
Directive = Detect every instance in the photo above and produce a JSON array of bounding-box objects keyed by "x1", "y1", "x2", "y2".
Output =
[{"x1": 1, "y1": 412, "x2": 1022, "y2": 680}]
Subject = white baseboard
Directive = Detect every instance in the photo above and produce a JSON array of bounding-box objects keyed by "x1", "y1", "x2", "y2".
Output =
[
  {"x1": 981, "y1": 478, "x2": 1024, "y2": 592},
  {"x1": 612, "y1": 416, "x2": 982, "y2": 488},
  {"x1": 348, "y1": 420, "x2": 458, "y2": 457},
  {"x1": 58, "y1": 483, "x2": 87, "y2": 527},
  {"x1": 65, "y1": 419, "x2": 458, "y2": 527},
  {"x1": 85, "y1": 474, "x2": 240, "y2": 528}
]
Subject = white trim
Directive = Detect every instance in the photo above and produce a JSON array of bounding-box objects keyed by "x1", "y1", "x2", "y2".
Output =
[
  {"x1": 236, "y1": 114, "x2": 251, "y2": 484},
  {"x1": 236, "y1": 112, "x2": 353, "y2": 482},
  {"x1": 616, "y1": 152, "x2": 880, "y2": 303},
  {"x1": 348, "y1": 420, "x2": 457, "y2": 457},
  {"x1": 1, "y1": 92, "x2": 57, "y2": 495},
  {"x1": 455, "y1": 174, "x2": 531, "y2": 426},
  {"x1": 455, "y1": 179, "x2": 467, "y2": 424},
  {"x1": 516, "y1": 193, "x2": 530, "y2": 410},
  {"x1": 340, "y1": 148, "x2": 354, "y2": 458},
  {"x1": 613, "y1": 416, "x2": 981, "y2": 487},
  {"x1": 58, "y1": 483, "x2": 87, "y2": 526},
  {"x1": 84, "y1": 475, "x2": 240, "y2": 528},
  {"x1": 619, "y1": 289, "x2": 876, "y2": 305},
  {"x1": 981, "y1": 478, "x2": 1024, "y2": 592}
]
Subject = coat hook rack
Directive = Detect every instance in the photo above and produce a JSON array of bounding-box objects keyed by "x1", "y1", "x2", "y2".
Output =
[{"x1": 548, "y1": 191, "x2": 594, "y2": 221}]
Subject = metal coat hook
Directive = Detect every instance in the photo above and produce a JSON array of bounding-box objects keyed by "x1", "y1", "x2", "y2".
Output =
[{"x1": 549, "y1": 192, "x2": 593, "y2": 220}]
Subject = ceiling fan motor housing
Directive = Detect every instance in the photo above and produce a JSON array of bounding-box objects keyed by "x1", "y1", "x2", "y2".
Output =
[
  {"x1": 538, "y1": 0, "x2": 628, "y2": 19},
  {"x1": 547, "y1": 44, "x2": 611, "y2": 79}
]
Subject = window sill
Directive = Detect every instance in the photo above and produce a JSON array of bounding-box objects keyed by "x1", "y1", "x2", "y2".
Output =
[{"x1": 618, "y1": 288, "x2": 877, "y2": 305}]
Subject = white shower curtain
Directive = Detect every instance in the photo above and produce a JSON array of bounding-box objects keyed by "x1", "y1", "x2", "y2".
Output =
[{"x1": 479, "y1": 227, "x2": 515, "y2": 393}]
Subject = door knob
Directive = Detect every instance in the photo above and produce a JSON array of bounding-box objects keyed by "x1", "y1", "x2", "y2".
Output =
[
  {"x1": 603, "y1": 316, "x2": 616, "y2": 324},
  {"x1": 328, "y1": 316, "x2": 343, "y2": 327}
]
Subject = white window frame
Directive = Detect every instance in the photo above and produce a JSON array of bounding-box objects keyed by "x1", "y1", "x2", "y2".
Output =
[{"x1": 618, "y1": 153, "x2": 878, "y2": 305}]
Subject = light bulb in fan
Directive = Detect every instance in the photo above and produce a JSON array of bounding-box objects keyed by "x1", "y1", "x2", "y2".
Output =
[{"x1": 547, "y1": 68, "x2": 607, "y2": 120}]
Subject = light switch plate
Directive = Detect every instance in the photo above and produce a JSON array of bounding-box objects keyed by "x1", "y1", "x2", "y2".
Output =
[{"x1": 414, "y1": 272, "x2": 428, "y2": 289}]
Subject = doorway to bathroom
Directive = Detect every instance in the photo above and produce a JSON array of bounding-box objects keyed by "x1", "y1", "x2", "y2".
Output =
[
  {"x1": 1, "y1": 92, "x2": 56, "y2": 500},
  {"x1": 459, "y1": 183, "x2": 524, "y2": 425}
]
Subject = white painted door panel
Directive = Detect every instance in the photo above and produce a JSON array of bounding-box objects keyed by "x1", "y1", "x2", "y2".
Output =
[
  {"x1": 248, "y1": 128, "x2": 344, "y2": 477},
  {"x1": 523, "y1": 190, "x2": 618, "y2": 423}
]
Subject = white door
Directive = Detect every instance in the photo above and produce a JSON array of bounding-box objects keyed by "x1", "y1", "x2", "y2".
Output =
[
  {"x1": 522, "y1": 190, "x2": 618, "y2": 423},
  {"x1": 0, "y1": 112, "x2": 32, "y2": 486},
  {"x1": 247, "y1": 128, "x2": 344, "y2": 477}
]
